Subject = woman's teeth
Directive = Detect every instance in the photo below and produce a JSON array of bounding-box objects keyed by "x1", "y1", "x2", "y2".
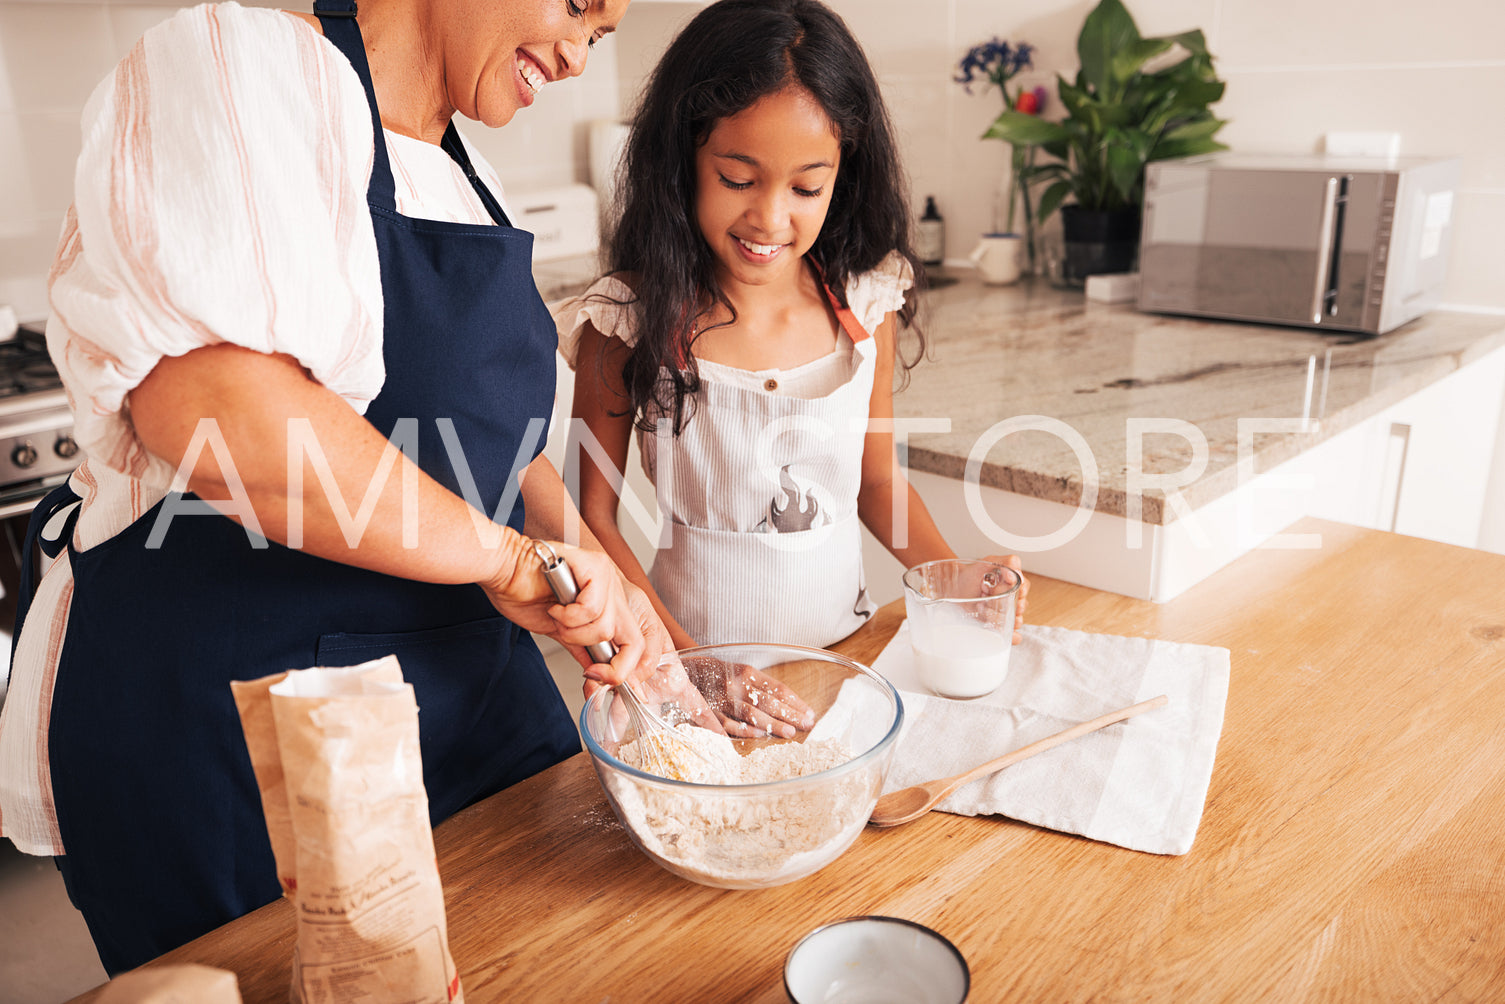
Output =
[
  {"x1": 738, "y1": 237, "x2": 782, "y2": 256},
  {"x1": 518, "y1": 59, "x2": 545, "y2": 95}
]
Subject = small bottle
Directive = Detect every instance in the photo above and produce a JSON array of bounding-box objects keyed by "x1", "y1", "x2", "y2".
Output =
[{"x1": 918, "y1": 195, "x2": 945, "y2": 267}]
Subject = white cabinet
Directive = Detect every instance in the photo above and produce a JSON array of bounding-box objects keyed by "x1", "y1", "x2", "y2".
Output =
[
  {"x1": 1310, "y1": 343, "x2": 1505, "y2": 550},
  {"x1": 1387, "y1": 348, "x2": 1505, "y2": 547}
]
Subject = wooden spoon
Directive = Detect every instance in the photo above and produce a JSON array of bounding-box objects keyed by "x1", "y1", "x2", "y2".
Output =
[{"x1": 868, "y1": 694, "x2": 1170, "y2": 828}]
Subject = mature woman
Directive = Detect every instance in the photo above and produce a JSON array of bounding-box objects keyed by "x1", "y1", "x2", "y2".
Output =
[{"x1": 0, "y1": 0, "x2": 649, "y2": 974}]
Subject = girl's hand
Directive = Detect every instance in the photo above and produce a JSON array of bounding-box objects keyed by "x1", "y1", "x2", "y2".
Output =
[
  {"x1": 681, "y1": 655, "x2": 818, "y2": 739},
  {"x1": 984, "y1": 553, "x2": 1029, "y2": 644},
  {"x1": 479, "y1": 539, "x2": 651, "y2": 686}
]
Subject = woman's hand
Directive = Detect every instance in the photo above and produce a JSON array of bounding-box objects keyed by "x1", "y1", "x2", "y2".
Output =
[
  {"x1": 619, "y1": 576, "x2": 676, "y2": 666},
  {"x1": 479, "y1": 538, "x2": 652, "y2": 686},
  {"x1": 579, "y1": 581, "x2": 725, "y2": 734},
  {"x1": 984, "y1": 553, "x2": 1029, "y2": 644}
]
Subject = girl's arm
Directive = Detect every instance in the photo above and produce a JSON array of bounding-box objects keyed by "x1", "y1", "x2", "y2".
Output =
[
  {"x1": 129, "y1": 343, "x2": 651, "y2": 683},
  {"x1": 573, "y1": 324, "x2": 817, "y2": 738},
  {"x1": 856, "y1": 313, "x2": 955, "y2": 567},
  {"x1": 856, "y1": 314, "x2": 1029, "y2": 641},
  {"x1": 571, "y1": 324, "x2": 700, "y2": 651}
]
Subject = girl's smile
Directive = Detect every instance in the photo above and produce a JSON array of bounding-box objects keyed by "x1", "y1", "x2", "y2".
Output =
[
  {"x1": 695, "y1": 84, "x2": 841, "y2": 289},
  {"x1": 734, "y1": 236, "x2": 791, "y2": 263}
]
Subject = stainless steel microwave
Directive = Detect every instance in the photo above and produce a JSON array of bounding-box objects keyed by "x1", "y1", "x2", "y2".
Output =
[{"x1": 1138, "y1": 154, "x2": 1462, "y2": 335}]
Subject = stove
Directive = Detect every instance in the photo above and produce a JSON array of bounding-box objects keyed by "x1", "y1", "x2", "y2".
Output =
[{"x1": 0, "y1": 325, "x2": 77, "y2": 519}]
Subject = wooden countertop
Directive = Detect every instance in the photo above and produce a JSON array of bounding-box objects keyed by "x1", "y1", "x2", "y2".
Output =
[
  {"x1": 70, "y1": 520, "x2": 1505, "y2": 1002},
  {"x1": 902, "y1": 272, "x2": 1505, "y2": 523}
]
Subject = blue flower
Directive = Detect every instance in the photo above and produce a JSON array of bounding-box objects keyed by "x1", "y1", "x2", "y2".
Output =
[
  {"x1": 1011, "y1": 42, "x2": 1035, "y2": 75},
  {"x1": 954, "y1": 36, "x2": 1035, "y2": 92}
]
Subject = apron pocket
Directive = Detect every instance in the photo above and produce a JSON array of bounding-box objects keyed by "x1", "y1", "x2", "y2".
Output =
[
  {"x1": 315, "y1": 614, "x2": 517, "y2": 666},
  {"x1": 650, "y1": 516, "x2": 873, "y2": 649},
  {"x1": 316, "y1": 617, "x2": 518, "y2": 786}
]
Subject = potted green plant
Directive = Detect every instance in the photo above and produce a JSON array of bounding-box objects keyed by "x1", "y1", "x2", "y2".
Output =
[{"x1": 985, "y1": 0, "x2": 1229, "y2": 283}]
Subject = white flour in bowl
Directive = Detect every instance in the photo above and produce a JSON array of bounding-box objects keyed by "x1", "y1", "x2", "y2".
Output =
[
  {"x1": 608, "y1": 726, "x2": 874, "y2": 886},
  {"x1": 619, "y1": 725, "x2": 848, "y2": 784}
]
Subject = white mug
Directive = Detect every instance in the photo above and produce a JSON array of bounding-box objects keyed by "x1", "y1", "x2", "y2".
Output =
[{"x1": 969, "y1": 233, "x2": 1023, "y2": 285}]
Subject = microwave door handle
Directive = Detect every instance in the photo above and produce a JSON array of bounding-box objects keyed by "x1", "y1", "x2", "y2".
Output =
[
  {"x1": 1323, "y1": 176, "x2": 1351, "y2": 319},
  {"x1": 1310, "y1": 177, "x2": 1340, "y2": 324}
]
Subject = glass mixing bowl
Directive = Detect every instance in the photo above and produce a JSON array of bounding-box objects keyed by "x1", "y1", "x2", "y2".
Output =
[{"x1": 580, "y1": 643, "x2": 904, "y2": 889}]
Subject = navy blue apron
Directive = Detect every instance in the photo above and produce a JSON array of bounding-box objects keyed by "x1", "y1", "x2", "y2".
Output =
[{"x1": 16, "y1": 1, "x2": 579, "y2": 975}]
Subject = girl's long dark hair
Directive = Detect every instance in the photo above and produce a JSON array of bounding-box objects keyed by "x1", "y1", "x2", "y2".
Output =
[{"x1": 601, "y1": 0, "x2": 925, "y2": 433}]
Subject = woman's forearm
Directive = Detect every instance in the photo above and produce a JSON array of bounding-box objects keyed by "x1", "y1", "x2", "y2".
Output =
[{"x1": 130, "y1": 343, "x2": 525, "y2": 586}]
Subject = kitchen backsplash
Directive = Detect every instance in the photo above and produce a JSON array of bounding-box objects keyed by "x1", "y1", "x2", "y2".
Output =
[{"x1": 1, "y1": 0, "x2": 1501, "y2": 319}]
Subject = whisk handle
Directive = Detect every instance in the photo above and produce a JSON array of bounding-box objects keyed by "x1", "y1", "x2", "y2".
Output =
[{"x1": 531, "y1": 540, "x2": 618, "y2": 666}]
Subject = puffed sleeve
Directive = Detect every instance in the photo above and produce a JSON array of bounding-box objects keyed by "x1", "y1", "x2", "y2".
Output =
[
  {"x1": 844, "y1": 251, "x2": 916, "y2": 335},
  {"x1": 551, "y1": 274, "x2": 641, "y2": 370},
  {"x1": 49, "y1": 4, "x2": 384, "y2": 485}
]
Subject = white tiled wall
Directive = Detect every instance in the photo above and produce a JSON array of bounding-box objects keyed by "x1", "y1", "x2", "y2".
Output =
[
  {"x1": 1, "y1": 0, "x2": 1500, "y2": 317},
  {"x1": 0, "y1": 0, "x2": 620, "y2": 321}
]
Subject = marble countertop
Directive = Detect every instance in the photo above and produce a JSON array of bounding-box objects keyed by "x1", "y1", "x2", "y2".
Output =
[{"x1": 897, "y1": 270, "x2": 1505, "y2": 524}]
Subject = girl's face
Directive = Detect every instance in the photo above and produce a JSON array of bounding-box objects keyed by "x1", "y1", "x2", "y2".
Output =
[
  {"x1": 440, "y1": 0, "x2": 629, "y2": 129},
  {"x1": 694, "y1": 84, "x2": 841, "y2": 290}
]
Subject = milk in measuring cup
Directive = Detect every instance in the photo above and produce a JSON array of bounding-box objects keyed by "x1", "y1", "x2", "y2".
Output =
[{"x1": 914, "y1": 622, "x2": 1011, "y2": 699}]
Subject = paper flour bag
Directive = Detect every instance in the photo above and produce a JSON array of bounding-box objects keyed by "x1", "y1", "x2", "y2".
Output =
[
  {"x1": 231, "y1": 658, "x2": 405, "y2": 896},
  {"x1": 232, "y1": 656, "x2": 462, "y2": 1004}
]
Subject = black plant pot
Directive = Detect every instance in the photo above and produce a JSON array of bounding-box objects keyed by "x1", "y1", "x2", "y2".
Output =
[{"x1": 1060, "y1": 205, "x2": 1142, "y2": 285}]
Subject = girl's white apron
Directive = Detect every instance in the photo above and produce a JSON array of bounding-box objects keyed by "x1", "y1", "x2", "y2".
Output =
[{"x1": 641, "y1": 312, "x2": 878, "y2": 648}]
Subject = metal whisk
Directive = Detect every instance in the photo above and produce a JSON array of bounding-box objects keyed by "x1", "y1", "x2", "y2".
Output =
[
  {"x1": 612, "y1": 681, "x2": 710, "y2": 780},
  {"x1": 530, "y1": 540, "x2": 717, "y2": 781}
]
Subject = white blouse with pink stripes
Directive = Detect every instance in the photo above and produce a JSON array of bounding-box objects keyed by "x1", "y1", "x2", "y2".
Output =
[{"x1": 0, "y1": 3, "x2": 515, "y2": 855}]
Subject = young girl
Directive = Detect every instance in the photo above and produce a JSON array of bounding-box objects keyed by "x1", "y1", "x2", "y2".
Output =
[{"x1": 556, "y1": 0, "x2": 1027, "y2": 654}]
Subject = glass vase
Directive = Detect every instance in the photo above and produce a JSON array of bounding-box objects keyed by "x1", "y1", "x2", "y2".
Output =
[{"x1": 1006, "y1": 145, "x2": 1040, "y2": 278}]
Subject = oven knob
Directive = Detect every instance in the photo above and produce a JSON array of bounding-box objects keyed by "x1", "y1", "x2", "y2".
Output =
[
  {"x1": 11, "y1": 443, "x2": 38, "y2": 468},
  {"x1": 54, "y1": 435, "x2": 79, "y2": 459}
]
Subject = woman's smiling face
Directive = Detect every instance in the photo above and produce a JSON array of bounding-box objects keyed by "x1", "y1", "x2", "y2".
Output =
[
  {"x1": 442, "y1": 0, "x2": 629, "y2": 129},
  {"x1": 694, "y1": 84, "x2": 842, "y2": 289}
]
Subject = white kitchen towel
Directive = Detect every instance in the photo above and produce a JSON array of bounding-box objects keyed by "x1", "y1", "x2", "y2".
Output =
[{"x1": 871, "y1": 622, "x2": 1229, "y2": 855}]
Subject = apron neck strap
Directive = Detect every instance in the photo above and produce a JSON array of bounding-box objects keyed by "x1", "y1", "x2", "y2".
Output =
[
  {"x1": 440, "y1": 127, "x2": 512, "y2": 227},
  {"x1": 807, "y1": 258, "x2": 872, "y2": 344},
  {"x1": 313, "y1": 2, "x2": 511, "y2": 226},
  {"x1": 313, "y1": 1, "x2": 398, "y2": 211}
]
